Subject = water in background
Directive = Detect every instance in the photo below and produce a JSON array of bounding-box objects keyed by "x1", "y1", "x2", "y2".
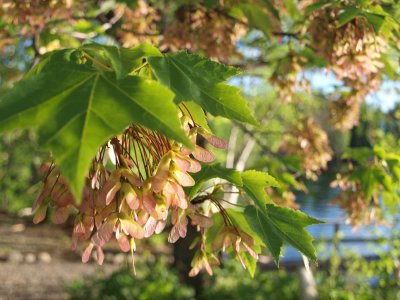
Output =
[{"x1": 282, "y1": 171, "x2": 393, "y2": 262}]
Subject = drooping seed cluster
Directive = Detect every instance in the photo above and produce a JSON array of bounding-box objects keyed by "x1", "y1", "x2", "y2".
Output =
[
  {"x1": 306, "y1": 5, "x2": 386, "y2": 130},
  {"x1": 269, "y1": 53, "x2": 311, "y2": 103},
  {"x1": 117, "y1": 0, "x2": 161, "y2": 48},
  {"x1": 32, "y1": 105, "x2": 258, "y2": 276},
  {"x1": 330, "y1": 174, "x2": 383, "y2": 227},
  {"x1": 162, "y1": 4, "x2": 246, "y2": 62},
  {"x1": 280, "y1": 117, "x2": 333, "y2": 180},
  {"x1": 1, "y1": 0, "x2": 75, "y2": 38}
]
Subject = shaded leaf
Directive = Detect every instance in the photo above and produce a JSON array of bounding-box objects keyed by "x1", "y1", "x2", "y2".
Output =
[
  {"x1": 244, "y1": 205, "x2": 282, "y2": 264},
  {"x1": 363, "y1": 12, "x2": 386, "y2": 33},
  {"x1": 240, "y1": 4, "x2": 271, "y2": 36},
  {"x1": 260, "y1": 0, "x2": 280, "y2": 19},
  {"x1": 183, "y1": 101, "x2": 211, "y2": 131},
  {"x1": 304, "y1": 0, "x2": 333, "y2": 15},
  {"x1": 338, "y1": 6, "x2": 362, "y2": 27}
]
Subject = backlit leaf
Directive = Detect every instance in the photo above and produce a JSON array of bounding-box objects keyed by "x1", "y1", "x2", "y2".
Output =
[
  {"x1": 241, "y1": 170, "x2": 279, "y2": 209},
  {"x1": 83, "y1": 43, "x2": 162, "y2": 80},
  {"x1": 0, "y1": 48, "x2": 190, "y2": 201},
  {"x1": 148, "y1": 52, "x2": 258, "y2": 125},
  {"x1": 245, "y1": 205, "x2": 323, "y2": 264}
]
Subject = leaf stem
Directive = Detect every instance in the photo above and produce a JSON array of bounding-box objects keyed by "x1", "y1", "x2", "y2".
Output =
[
  {"x1": 130, "y1": 61, "x2": 148, "y2": 74},
  {"x1": 82, "y1": 51, "x2": 113, "y2": 72}
]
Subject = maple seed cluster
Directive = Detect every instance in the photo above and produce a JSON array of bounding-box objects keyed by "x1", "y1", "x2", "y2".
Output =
[
  {"x1": 307, "y1": 7, "x2": 386, "y2": 130},
  {"x1": 269, "y1": 53, "x2": 310, "y2": 103},
  {"x1": 280, "y1": 117, "x2": 333, "y2": 180},
  {"x1": 162, "y1": 4, "x2": 246, "y2": 62},
  {"x1": 32, "y1": 107, "x2": 257, "y2": 275},
  {"x1": 117, "y1": 0, "x2": 160, "y2": 48},
  {"x1": 330, "y1": 174, "x2": 383, "y2": 227}
]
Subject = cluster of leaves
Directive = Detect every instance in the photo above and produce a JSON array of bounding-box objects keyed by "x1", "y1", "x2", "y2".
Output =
[{"x1": 0, "y1": 43, "x2": 322, "y2": 275}]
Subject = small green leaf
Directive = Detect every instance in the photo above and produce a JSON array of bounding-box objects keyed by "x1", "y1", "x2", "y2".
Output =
[
  {"x1": 283, "y1": 0, "x2": 299, "y2": 19},
  {"x1": 240, "y1": 251, "x2": 258, "y2": 277},
  {"x1": 239, "y1": 4, "x2": 271, "y2": 36},
  {"x1": 83, "y1": 43, "x2": 162, "y2": 80},
  {"x1": 304, "y1": 0, "x2": 333, "y2": 15},
  {"x1": 241, "y1": 170, "x2": 279, "y2": 209},
  {"x1": 245, "y1": 205, "x2": 323, "y2": 264},
  {"x1": 189, "y1": 164, "x2": 242, "y2": 198},
  {"x1": 260, "y1": 0, "x2": 280, "y2": 20},
  {"x1": 227, "y1": 209, "x2": 264, "y2": 246},
  {"x1": 342, "y1": 147, "x2": 374, "y2": 164},
  {"x1": 363, "y1": 12, "x2": 386, "y2": 33},
  {"x1": 265, "y1": 204, "x2": 323, "y2": 261},
  {"x1": 338, "y1": 6, "x2": 362, "y2": 27},
  {"x1": 148, "y1": 52, "x2": 258, "y2": 125},
  {"x1": 183, "y1": 101, "x2": 211, "y2": 131}
]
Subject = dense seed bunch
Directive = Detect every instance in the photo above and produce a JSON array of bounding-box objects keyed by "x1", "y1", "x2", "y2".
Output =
[
  {"x1": 162, "y1": 4, "x2": 246, "y2": 62},
  {"x1": 32, "y1": 105, "x2": 258, "y2": 275},
  {"x1": 330, "y1": 175, "x2": 383, "y2": 227},
  {"x1": 281, "y1": 118, "x2": 333, "y2": 180},
  {"x1": 328, "y1": 91, "x2": 362, "y2": 130},
  {"x1": 306, "y1": 6, "x2": 386, "y2": 129},
  {"x1": 308, "y1": 8, "x2": 386, "y2": 81},
  {"x1": 117, "y1": 0, "x2": 161, "y2": 48},
  {"x1": 0, "y1": 0, "x2": 74, "y2": 38},
  {"x1": 270, "y1": 53, "x2": 310, "y2": 103},
  {"x1": 330, "y1": 20, "x2": 386, "y2": 84}
]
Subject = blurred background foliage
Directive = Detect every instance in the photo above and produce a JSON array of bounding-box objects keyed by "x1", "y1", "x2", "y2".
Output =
[{"x1": 66, "y1": 227, "x2": 400, "y2": 300}]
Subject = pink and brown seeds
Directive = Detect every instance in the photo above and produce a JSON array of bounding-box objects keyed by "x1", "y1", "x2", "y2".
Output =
[{"x1": 32, "y1": 106, "x2": 256, "y2": 276}]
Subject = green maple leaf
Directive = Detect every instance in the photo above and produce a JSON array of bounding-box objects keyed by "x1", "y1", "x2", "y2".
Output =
[
  {"x1": 0, "y1": 49, "x2": 190, "y2": 201},
  {"x1": 148, "y1": 52, "x2": 258, "y2": 125},
  {"x1": 82, "y1": 43, "x2": 162, "y2": 80},
  {"x1": 245, "y1": 204, "x2": 323, "y2": 264},
  {"x1": 182, "y1": 101, "x2": 211, "y2": 131},
  {"x1": 241, "y1": 170, "x2": 280, "y2": 208}
]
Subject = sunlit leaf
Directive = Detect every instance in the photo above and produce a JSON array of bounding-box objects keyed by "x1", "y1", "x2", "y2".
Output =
[
  {"x1": 83, "y1": 43, "x2": 162, "y2": 80},
  {"x1": 0, "y1": 49, "x2": 190, "y2": 201},
  {"x1": 241, "y1": 170, "x2": 279, "y2": 209},
  {"x1": 245, "y1": 204, "x2": 323, "y2": 264},
  {"x1": 148, "y1": 52, "x2": 258, "y2": 125}
]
